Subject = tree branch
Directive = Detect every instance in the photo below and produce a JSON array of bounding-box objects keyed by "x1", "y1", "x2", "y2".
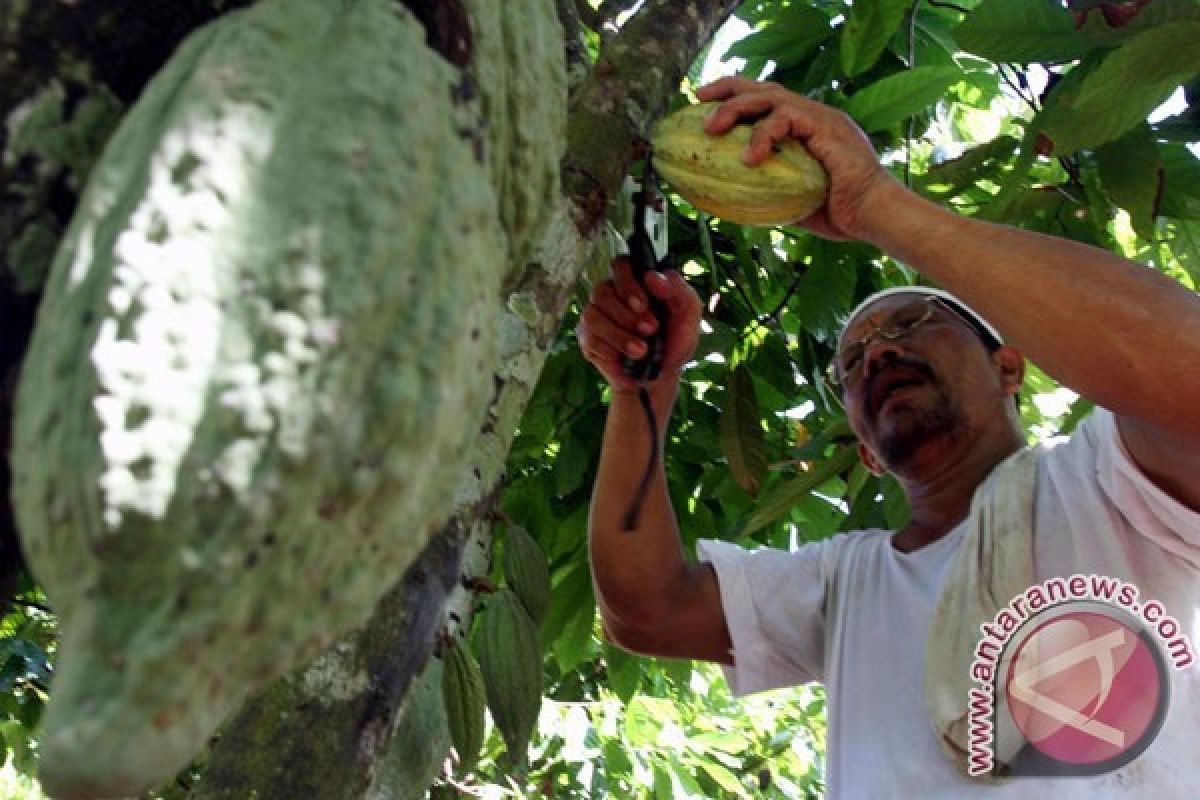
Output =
[
  {"x1": 597, "y1": 0, "x2": 644, "y2": 24},
  {"x1": 574, "y1": 0, "x2": 603, "y2": 30},
  {"x1": 562, "y1": 0, "x2": 740, "y2": 235},
  {"x1": 555, "y1": 0, "x2": 594, "y2": 89}
]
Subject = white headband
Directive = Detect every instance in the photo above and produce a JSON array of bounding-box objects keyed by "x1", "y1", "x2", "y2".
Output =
[{"x1": 837, "y1": 286, "x2": 1004, "y2": 352}]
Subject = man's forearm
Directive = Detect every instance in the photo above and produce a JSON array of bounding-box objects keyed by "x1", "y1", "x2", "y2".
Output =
[
  {"x1": 588, "y1": 376, "x2": 690, "y2": 635},
  {"x1": 859, "y1": 181, "x2": 1200, "y2": 437}
]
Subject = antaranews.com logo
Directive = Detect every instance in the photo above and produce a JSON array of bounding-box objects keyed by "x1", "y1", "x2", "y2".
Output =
[{"x1": 967, "y1": 574, "x2": 1194, "y2": 777}]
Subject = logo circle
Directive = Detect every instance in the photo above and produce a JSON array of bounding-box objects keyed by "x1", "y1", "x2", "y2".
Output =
[{"x1": 1003, "y1": 607, "x2": 1169, "y2": 772}]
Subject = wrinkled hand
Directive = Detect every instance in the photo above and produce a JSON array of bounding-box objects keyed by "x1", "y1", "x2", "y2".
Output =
[
  {"x1": 696, "y1": 76, "x2": 900, "y2": 242},
  {"x1": 576, "y1": 257, "x2": 702, "y2": 392}
]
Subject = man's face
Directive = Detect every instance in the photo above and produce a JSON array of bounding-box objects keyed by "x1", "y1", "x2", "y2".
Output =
[{"x1": 836, "y1": 294, "x2": 1006, "y2": 472}]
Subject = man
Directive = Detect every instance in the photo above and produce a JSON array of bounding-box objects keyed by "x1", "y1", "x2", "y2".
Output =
[{"x1": 578, "y1": 77, "x2": 1200, "y2": 797}]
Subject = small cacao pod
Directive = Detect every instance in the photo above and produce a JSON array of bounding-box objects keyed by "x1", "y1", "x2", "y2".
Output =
[
  {"x1": 441, "y1": 638, "x2": 487, "y2": 775},
  {"x1": 652, "y1": 101, "x2": 830, "y2": 227},
  {"x1": 475, "y1": 589, "x2": 543, "y2": 764},
  {"x1": 11, "y1": 0, "x2": 506, "y2": 795},
  {"x1": 503, "y1": 525, "x2": 551, "y2": 625}
]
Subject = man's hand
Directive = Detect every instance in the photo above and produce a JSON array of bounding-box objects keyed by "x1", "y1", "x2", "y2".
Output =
[
  {"x1": 576, "y1": 257, "x2": 702, "y2": 392},
  {"x1": 697, "y1": 76, "x2": 900, "y2": 242}
]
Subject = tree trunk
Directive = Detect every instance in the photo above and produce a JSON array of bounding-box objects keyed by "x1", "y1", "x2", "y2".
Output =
[{"x1": 2, "y1": 1, "x2": 738, "y2": 796}]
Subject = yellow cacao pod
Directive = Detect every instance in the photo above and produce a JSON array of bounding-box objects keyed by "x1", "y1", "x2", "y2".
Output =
[{"x1": 651, "y1": 101, "x2": 830, "y2": 227}]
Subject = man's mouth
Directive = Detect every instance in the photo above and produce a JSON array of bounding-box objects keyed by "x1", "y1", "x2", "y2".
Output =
[{"x1": 867, "y1": 367, "x2": 931, "y2": 419}]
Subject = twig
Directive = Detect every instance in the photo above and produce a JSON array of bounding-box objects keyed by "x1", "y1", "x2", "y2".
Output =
[
  {"x1": 760, "y1": 268, "x2": 805, "y2": 324},
  {"x1": 697, "y1": 212, "x2": 720, "y2": 298},
  {"x1": 574, "y1": 0, "x2": 603, "y2": 30},
  {"x1": 597, "y1": 0, "x2": 644, "y2": 24},
  {"x1": 729, "y1": 271, "x2": 761, "y2": 325},
  {"x1": 926, "y1": 0, "x2": 970, "y2": 12},
  {"x1": 8, "y1": 597, "x2": 53, "y2": 614},
  {"x1": 904, "y1": 0, "x2": 921, "y2": 188},
  {"x1": 999, "y1": 64, "x2": 1039, "y2": 113}
]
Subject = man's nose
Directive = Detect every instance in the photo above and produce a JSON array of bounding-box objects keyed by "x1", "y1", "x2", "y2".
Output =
[{"x1": 862, "y1": 338, "x2": 905, "y2": 380}]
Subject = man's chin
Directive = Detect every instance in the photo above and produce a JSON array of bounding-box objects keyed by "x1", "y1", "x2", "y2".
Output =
[{"x1": 873, "y1": 401, "x2": 965, "y2": 468}]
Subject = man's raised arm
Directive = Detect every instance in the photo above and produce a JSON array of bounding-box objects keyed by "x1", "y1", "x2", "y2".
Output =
[
  {"x1": 577, "y1": 258, "x2": 733, "y2": 663},
  {"x1": 699, "y1": 77, "x2": 1200, "y2": 510}
]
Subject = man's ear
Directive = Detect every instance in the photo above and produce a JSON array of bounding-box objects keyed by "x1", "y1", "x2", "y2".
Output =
[
  {"x1": 993, "y1": 345, "x2": 1025, "y2": 400},
  {"x1": 858, "y1": 441, "x2": 887, "y2": 477}
]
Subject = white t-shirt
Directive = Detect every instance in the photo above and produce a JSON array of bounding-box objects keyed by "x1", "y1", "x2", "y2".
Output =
[{"x1": 698, "y1": 409, "x2": 1200, "y2": 798}]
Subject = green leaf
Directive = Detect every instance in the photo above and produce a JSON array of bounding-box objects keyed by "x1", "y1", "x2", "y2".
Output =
[
  {"x1": 954, "y1": 0, "x2": 1091, "y2": 63},
  {"x1": 653, "y1": 763, "x2": 675, "y2": 800},
  {"x1": 543, "y1": 560, "x2": 595, "y2": 673},
  {"x1": 880, "y1": 473, "x2": 912, "y2": 529},
  {"x1": 1057, "y1": 395, "x2": 1095, "y2": 437},
  {"x1": 751, "y1": 333, "x2": 798, "y2": 398},
  {"x1": 1096, "y1": 125, "x2": 1163, "y2": 240},
  {"x1": 554, "y1": 430, "x2": 590, "y2": 497},
  {"x1": 626, "y1": 698, "x2": 668, "y2": 748},
  {"x1": 843, "y1": 66, "x2": 963, "y2": 133},
  {"x1": 1043, "y1": 22, "x2": 1200, "y2": 153},
  {"x1": 1153, "y1": 107, "x2": 1200, "y2": 144},
  {"x1": 696, "y1": 759, "x2": 749, "y2": 795},
  {"x1": 890, "y1": 10, "x2": 960, "y2": 68},
  {"x1": 918, "y1": 135, "x2": 1020, "y2": 197},
  {"x1": 728, "y1": 6, "x2": 834, "y2": 68},
  {"x1": 602, "y1": 737, "x2": 633, "y2": 776},
  {"x1": 720, "y1": 365, "x2": 767, "y2": 495},
  {"x1": 792, "y1": 242, "x2": 859, "y2": 339},
  {"x1": 1159, "y1": 143, "x2": 1200, "y2": 220},
  {"x1": 742, "y1": 446, "x2": 858, "y2": 536},
  {"x1": 840, "y1": 0, "x2": 911, "y2": 76},
  {"x1": 1164, "y1": 218, "x2": 1200, "y2": 286},
  {"x1": 689, "y1": 730, "x2": 752, "y2": 754},
  {"x1": 603, "y1": 643, "x2": 641, "y2": 703}
]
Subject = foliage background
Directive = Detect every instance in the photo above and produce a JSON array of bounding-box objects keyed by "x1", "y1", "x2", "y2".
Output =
[{"x1": 3, "y1": 0, "x2": 1198, "y2": 797}]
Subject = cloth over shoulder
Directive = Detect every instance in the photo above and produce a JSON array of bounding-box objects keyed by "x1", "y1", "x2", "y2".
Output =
[{"x1": 923, "y1": 443, "x2": 1043, "y2": 779}]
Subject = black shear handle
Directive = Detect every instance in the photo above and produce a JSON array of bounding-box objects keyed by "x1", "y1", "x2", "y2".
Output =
[
  {"x1": 621, "y1": 174, "x2": 670, "y2": 382},
  {"x1": 621, "y1": 227, "x2": 669, "y2": 382}
]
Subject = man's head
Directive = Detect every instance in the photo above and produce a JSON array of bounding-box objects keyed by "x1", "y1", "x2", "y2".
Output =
[{"x1": 830, "y1": 288, "x2": 1024, "y2": 476}]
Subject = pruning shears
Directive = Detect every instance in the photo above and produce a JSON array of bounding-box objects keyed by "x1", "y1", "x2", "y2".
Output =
[{"x1": 620, "y1": 153, "x2": 670, "y2": 383}]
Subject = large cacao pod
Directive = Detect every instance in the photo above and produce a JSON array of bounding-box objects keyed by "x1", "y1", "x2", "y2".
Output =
[
  {"x1": 652, "y1": 101, "x2": 830, "y2": 227},
  {"x1": 475, "y1": 589, "x2": 542, "y2": 764},
  {"x1": 10, "y1": 1, "x2": 508, "y2": 796},
  {"x1": 464, "y1": 0, "x2": 567, "y2": 282}
]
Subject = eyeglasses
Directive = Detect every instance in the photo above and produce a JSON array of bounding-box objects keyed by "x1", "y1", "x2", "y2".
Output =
[{"x1": 827, "y1": 296, "x2": 947, "y2": 388}]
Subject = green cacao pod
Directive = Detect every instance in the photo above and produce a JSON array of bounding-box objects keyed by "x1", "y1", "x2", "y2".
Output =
[
  {"x1": 503, "y1": 525, "x2": 551, "y2": 625},
  {"x1": 652, "y1": 101, "x2": 830, "y2": 227},
  {"x1": 475, "y1": 589, "x2": 543, "y2": 764},
  {"x1": 465, "y1": 0, "x2": 566, "y2": 281},
  {"x1": 10, "y1": 1, "x2": 505, "y2": 796},
  {"x1": 441, "y1": 638, "x2": 487, "y2": 775}
]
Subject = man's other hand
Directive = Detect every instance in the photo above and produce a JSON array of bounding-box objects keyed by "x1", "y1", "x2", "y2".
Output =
[
  {"x1": 697, "y1": 76, "x2": 900, "y2": 242},
  {"x1": 576, "y1": 257, "x2": 702, "y2": 392}
]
